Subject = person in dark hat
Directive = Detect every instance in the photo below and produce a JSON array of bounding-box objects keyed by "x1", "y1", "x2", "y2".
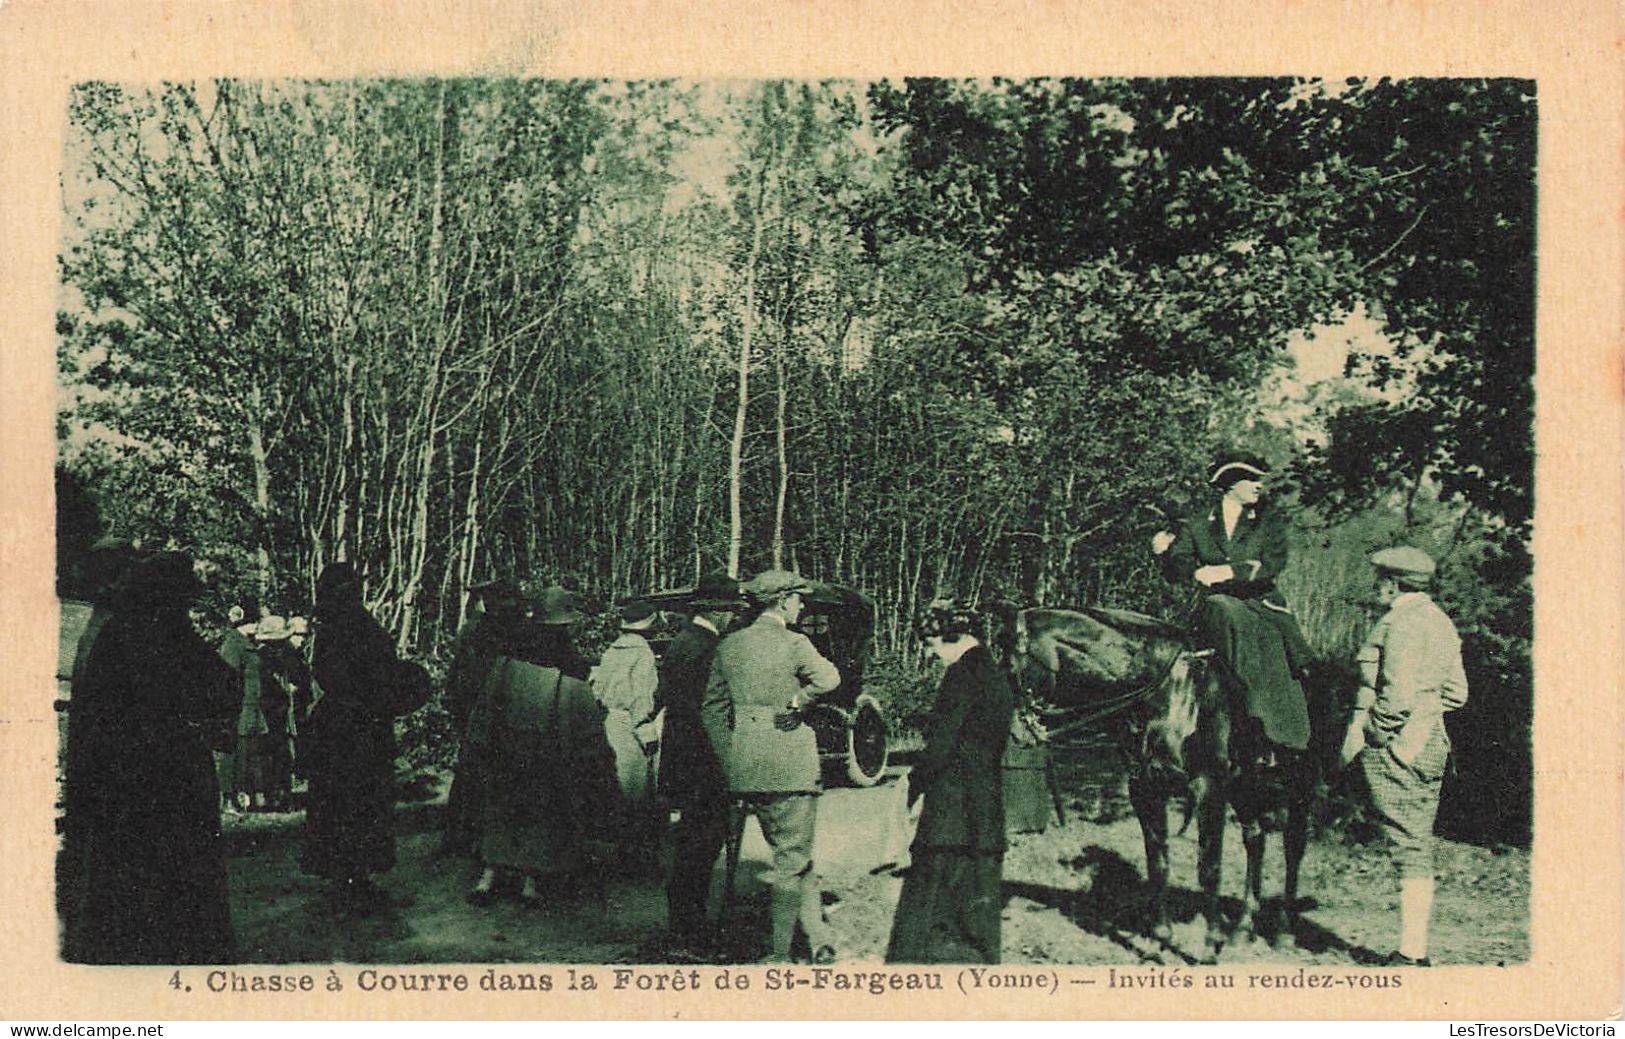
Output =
[
  {"x1": 440, "y1": 580, "x2": 527, "y2": 858},
  {"x1": 465, "y1": 585, "x2": 618, "y2": 907},
  {"x1": 1341, "y1": 545, "x2": 1468, "y2": 967},
  {"x1": 702, "y1": 569, "x2": 841, "y2": 963},
  {"x1": 1152, "y1": 451, "x2": 1314, "y2": 759},
  {"x1": 301, "y1": 562, "x2": 432, "y2": 911},
  {"x1": 654, "y1": 573, "x2": 744, "y2": 952},
  {"x1": 886, "y1": 599, "x2": 1014, "y2": 964},
  {"x1": 60, "y1": 551, "x2": 238, "y2": 963}
]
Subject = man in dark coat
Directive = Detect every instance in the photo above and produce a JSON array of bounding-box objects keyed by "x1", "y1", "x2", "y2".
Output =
[
  {"x1": 440, "y1": 580, "x2": 525, "y2": 858},
  {"x1": 61, "y1": 551, "x2": 238, "y2": 964},
  {"x1": 1154, "y1": 452, "x2": 1313, "y2": 755},
  {"x1": 301, "y1": 563, "x2": 432, "y2": 910},
  {"x1": 652, "y1": 572, "x2": 743, "y2": 949},
  {"x1": 886, "y1": 599, "x2": 1013, "y2": 965}
]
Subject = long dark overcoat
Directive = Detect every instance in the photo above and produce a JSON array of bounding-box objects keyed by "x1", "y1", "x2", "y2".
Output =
[
  {"x1": 654, "y1": 619, "x2": 725, "y2": 803},
  {"x1": 887, "y1": 643, "x2": 1013, "y2": 964},
  {"x1": 441, "y1": 610, "x2": 502, "y2": 856},
  {"x1": 301, "y1": 602, "x2": 428, "y2": 880},
  {"x1": 1162, "y1": 498, "x2": 1311, "y2": 750},
  {"x1": 61, "y1": 605, "x2": 237, "y2": 964}
]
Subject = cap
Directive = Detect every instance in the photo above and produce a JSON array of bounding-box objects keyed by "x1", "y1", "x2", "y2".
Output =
[
  {"x1": 1370, "y1": 545, "x2": 1436, "y2": 587},
  {"x1": 743, "y1": 569, "x2": 814, "y2": 601},
  {"x1": 620, "y1": 600, "x2": 658, "y2": 629}
]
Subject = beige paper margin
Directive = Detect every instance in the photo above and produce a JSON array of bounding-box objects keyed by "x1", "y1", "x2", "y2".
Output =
[{"x1": 0, "y1": 0, "x2": 1619, "y2": 1022}]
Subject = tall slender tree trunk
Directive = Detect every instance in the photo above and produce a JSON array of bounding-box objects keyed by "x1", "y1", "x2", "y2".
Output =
[{"x1": 727, "y1": 163, "x2": 769, "y2": 578}]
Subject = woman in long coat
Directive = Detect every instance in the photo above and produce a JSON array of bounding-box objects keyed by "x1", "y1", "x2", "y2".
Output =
[
  {"x1": 1154, "y1": 452, "x2": 1313, "y2": 756},
  {"x1": 301, "y1": 563, "x2": 431, "y2": 909},
  {"x1": 886, "y1": 599, "x2": 1013, "y2": 965},
  {"x1": 466, "y1": 587, "x2": 618, "y2": 906},
  {"x1": 61, "y1": 551, "x2": 237, "y2": 964}
]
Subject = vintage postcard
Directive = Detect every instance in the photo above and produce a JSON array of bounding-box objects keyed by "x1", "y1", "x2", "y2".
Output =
[{"x1": 0, "y1": 0, "x2": 1620, "y2": 1023}]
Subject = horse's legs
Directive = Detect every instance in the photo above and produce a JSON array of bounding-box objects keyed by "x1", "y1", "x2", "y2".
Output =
[
  {"x1": 1129, "y1": 771, "x2": 1172, "y2": 943},
  {"x1": 1237, "y1": 817, "x2": 1265, "y2": 943},
  {"x1": 1277, "y1": 765, "x2": 1312, "y2": 950},
  {"x1": 1194, "y1": 771, "x2": 1227, "y2": 962}
]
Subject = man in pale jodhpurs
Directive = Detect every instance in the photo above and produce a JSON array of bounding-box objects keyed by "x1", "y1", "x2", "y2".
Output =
[
  {"x1": 701, "y1": 569, "x2": 841, "y2": 963},
  {"x1": 1341, "y1": 545, "x2": 1469, "y2": 967}
]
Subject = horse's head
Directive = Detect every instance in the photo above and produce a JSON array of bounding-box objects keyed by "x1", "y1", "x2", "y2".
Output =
[{"x1": 1013, "y1": 607, "x2": 1187, "y2": 709}]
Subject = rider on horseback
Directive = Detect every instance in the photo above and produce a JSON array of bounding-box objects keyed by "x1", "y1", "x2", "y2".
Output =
[{"x1": 1153, "y1": 452, "x2": 1314, "y2": 762}]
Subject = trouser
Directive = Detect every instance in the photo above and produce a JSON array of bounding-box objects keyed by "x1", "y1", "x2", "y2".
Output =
[
  {"x1": 744, "y1": 792, "x2": 830, "y2": 959},
  {"x1": 1361, "y1": 726, "x2": 1450, "y2": 879},
  {"x1": 666, "y1": 787, "x2": 729, "y2": 940}
]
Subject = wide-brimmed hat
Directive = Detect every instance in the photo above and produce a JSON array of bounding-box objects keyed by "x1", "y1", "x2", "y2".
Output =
[
  {"x1": 690, "y1": 572, "x2": 745, "y2": 609},
  {"x1": 917, "y1": 597, "x2": 981, "y2": 640},
  {"x1": 123, "y1": 551, "x2": 203, "y2": 604},
  {"x1": 1371, "y1": 545, "x2": 1436, "y2": 588},
  {"x1": 743, "y1": 569, "x2": 814, "y2": 601},
  {"x1": 315, "y1": 562, "x2": 362, "y2": 602},
  {"x1": 534, "y1": 585, "x2": 584, "y2": 626},
  {"x1": 620, "y1": 600, "x2": 659, "y2": 630},
  {"x1": 472, "y1": 579, "x2": 527, "y2": 613},
  {"x1": 255, "y1": 615, "x2": 293, "y2": 642},
  {"x1": 1209, "y1": 452, "x2": 1271, "y2": 487}
]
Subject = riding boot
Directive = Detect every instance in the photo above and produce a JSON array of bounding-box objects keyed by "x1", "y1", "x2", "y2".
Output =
[
  {"x1": 768, "y1": 878, "x2": 804, "y2": 962},
  {"x1": 798, "y1": 871, "x2": 835, "y2": 961},
  {"x1": 1398, "y1": 875, "x2": 1435, "y2": 962}
]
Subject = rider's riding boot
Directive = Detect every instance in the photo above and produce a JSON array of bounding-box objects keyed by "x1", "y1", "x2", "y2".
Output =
[{"x1": 1398, "y1": 875, "x2": 1434, "y2": 962}]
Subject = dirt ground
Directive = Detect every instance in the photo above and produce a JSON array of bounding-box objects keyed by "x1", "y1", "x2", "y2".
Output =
[{"x1": 222, "y1": 760, "x2": 1528, "y2": 967}]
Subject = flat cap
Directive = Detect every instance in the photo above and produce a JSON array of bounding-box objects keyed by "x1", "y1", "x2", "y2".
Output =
[
  {"x1": 1370, "y1": 545, "x2": 1436, "y2": 583},
  {"x1": 743, "y1": 569, "x2": 814, "y2": 600}
]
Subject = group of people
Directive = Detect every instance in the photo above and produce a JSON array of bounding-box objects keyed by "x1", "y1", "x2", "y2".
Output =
[
  {"x1": 214, "y1": 605, "x2": 311, "y2": 814},
  {"x1": 55, "y1": 448, "x2": 1470, "y2": 969},
  {"x1": 1154, "y1": 452, "x2": 1470, "y2": 967}
]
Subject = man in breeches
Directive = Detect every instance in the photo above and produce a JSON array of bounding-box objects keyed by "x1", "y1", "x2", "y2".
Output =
[
  {"x1": 1341, "y1": 545, "x2": 1469, "y2": 967},
  {"x1": 701, "y1": 569, "x2": 841, "y2": 963}
]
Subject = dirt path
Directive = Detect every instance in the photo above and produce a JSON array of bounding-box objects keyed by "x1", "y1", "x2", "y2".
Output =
[{"x1": 224, "y1": 770, "x2": 1528, "y2": 966}]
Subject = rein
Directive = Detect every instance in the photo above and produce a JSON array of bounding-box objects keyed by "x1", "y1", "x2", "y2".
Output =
[{"x1": 1039, "y1": 644, "x2": 1202, "y2": 742}]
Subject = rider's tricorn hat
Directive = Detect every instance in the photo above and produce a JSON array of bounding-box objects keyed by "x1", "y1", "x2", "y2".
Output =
[
  {"x1": 1208, "y1": 452, "x2": 1271, "y2": 487},
  {"x1": 1370, "y1": 545, "x2": 1436, "y2": 589},
  {"x1": 917, "y1": 597, "x2": 981, "y2": 640}
]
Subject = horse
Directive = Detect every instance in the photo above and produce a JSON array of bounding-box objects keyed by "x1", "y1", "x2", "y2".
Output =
[{"x1": 1007, "y1": 604, "x2": 1317, "y2": 962}]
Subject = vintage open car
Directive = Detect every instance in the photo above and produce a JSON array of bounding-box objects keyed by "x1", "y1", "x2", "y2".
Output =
[{"x1": 634, "y1": 580, "x2": 890, "y2": 787}]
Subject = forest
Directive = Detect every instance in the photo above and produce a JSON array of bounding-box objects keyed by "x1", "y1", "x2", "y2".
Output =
[{"x1": 54, "y1": 77, "x2": 1534, "y2": 842}]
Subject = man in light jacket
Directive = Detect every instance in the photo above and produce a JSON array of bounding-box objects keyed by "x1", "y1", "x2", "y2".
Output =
[
  {"x1": 1341, "y1": 545, "x2": 1469, "y2": 967},
  {"x1": 701, "y1": 569, "x2": 840, "y2": 963}
]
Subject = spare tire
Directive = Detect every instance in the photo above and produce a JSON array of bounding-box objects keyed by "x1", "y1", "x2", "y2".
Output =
[{"x1": 843, "y1": 694, "x2": 889, "y2": 787}]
